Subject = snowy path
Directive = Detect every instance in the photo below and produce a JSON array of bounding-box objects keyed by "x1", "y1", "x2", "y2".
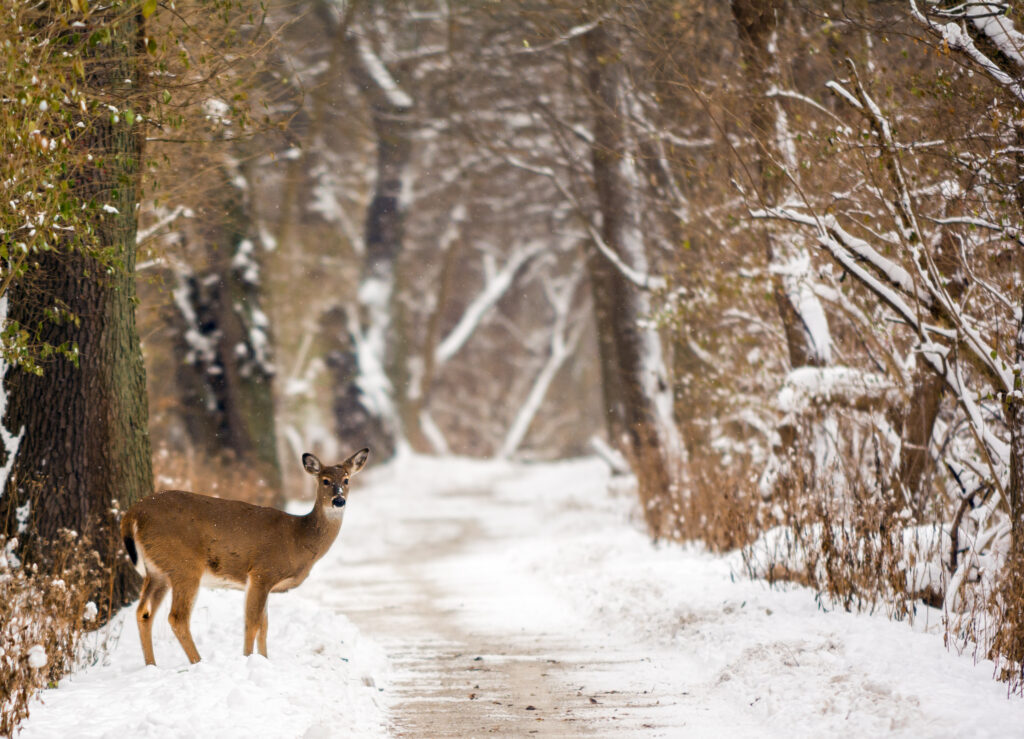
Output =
[
  {"x1": 18, "y1": 455, "x2": 1024, "y2": 737},
  {"x1": 339, "y1": 457, "x2": 1024, "y2": 737}
]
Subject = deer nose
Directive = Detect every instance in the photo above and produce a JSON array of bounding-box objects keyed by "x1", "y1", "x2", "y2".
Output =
[{"x1": 331, "y1": 495, "x2": 346, "y2": 508}]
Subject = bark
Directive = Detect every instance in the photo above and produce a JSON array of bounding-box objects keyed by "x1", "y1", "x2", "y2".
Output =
[
  {"x1": 732, "y1": 0, "x2": 826, "y2": 369},
  {"x1": 1010, "y1": 307, "x2": 1024, "y2": 559},
  {"x1": 320, "y1": 309, "x2": 393, "y2": 457},
  {"x1": 334, "y1": 29, "x2": 414, "y2": 461},
  {"x1": 172, "y1": 159, "x2": 283, "y2": 505},
  {"x1": 583, "y1": 23, "x2": 682, "y2": 537},
  {"x1": 896, "y1": 228, "x2": 961, "y2": 514},
  {"x1": 2, "y1": 10, "x2": 152, "y2": 608},
  {"x1": 587, "y1": 245, "x2": 628, "y2": 446},
  {"x1": 897, "y1": 365, "x2": 944, "y2": 515}
]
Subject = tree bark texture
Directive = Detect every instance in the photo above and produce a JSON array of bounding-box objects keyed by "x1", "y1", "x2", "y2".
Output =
[
  {"x1": 586, "y1": 245, "x2": 628, "y2": 447},
  {"x1": 333, "y1": 30, "x2": 414, "y2": 461},
  {"x1": 172, "y1": 159, "x2": 283, "y2": 504},
  {"x1": 1009, "y1": 307, "x2": 1024, "y2": 559},
  {"x1": 583, "y1": 23, "x2": 682, "y2": 537},
  {"x1": 2, "y1": 10, "x2": 152, "y2": 607},
  {"x1": 897, "y1": 366, "x2": 944, "y2": 515},
  {"x1": 732, "y1": 0, "x2": 826, "y2": 370}
]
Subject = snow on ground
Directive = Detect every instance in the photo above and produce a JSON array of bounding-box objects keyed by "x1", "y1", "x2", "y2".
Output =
[
  {"x1": 17, "y1": 453, "x2": 1024, "y2": 737},
  {"x1": 17, "y1": 528, "x2": 391, "y2": 737},
  {"x1": 345, "y1": 455, "x2": 1024, "y2": 736}
]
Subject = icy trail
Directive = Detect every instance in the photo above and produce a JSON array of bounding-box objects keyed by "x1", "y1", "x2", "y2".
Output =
[{"x1": 18, "y1": 456, "x2": 1024, "y2": 737}]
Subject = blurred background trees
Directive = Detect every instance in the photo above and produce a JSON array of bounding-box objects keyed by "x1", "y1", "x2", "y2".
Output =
[{"x1": 5, "y1": 0, "x2": 1024, "y2": 688}]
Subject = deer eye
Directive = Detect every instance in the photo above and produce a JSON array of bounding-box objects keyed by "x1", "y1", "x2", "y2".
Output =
[
  {"x1": 343, "y1": 478, "x2": 349, "y2": 486},
  {"x1": 322, "y1": 479, "x2": 330, "y2": 486}
]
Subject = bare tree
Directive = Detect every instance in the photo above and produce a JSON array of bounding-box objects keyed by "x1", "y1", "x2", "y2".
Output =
[{"x1": 582, "y1": 20, "x2": 684, "y2": 535}]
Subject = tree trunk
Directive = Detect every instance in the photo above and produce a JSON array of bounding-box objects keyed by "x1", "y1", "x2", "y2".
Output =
[
  {"x1": 586, "y1": 246, "x2": 628, "y2": 447},
  {"x1": 171, "y1": 158, "x2": 283, "y2": 504},
  {"x1": 583, "y1": 23, "x2": 682, "y2": 537},
  {"x1": 1009, "y1": 308, "x2": 1024, "y2": 559},
  {"x1": 897, "y1": 366, "x2": 944, "y2": 515},
  {"x1": 732, "y1": 0, "x2": 828, "y2": 369},
  {"x1": 333, "y1": 29, "x2": 414, "y2": 461},
  {"x1": 2, "y1": 9, "x2": 152, "y2": 608}
]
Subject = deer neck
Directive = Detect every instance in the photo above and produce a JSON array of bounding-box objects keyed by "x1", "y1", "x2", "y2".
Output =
[{"x1": 300, "y1": 500, "x2": 343, "y2": 555}]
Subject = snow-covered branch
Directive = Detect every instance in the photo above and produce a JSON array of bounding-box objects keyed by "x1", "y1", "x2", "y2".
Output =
[
  {"x1": 137, "y1": 205, "x2": 190, "y2": 246},
  {"x1": 909, "y1": 0, "x2": 1024, "y2": 104},
  {"x1": 353, "y1": 33, "x2": 413, "y2": 112},
  {"x1": 777, "y1": 366, "x2": 898, "y2": 415},
  {"x1": 753, "y1": 203, "x2": 1010, "y2": 472},
  {"x1": 498, "y1": 271, "x2": 584, "y2": 458},
  {"x1": 435, "y1": 241, "x2": 544, "y2": 365},
  {"x1": 500, "y1": 154, "x2": 666, "y2": 291}
]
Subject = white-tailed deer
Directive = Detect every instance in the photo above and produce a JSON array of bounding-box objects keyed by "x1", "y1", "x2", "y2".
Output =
[{"x1": 120, "y1": 448, "x2": 369, "y2": 666}]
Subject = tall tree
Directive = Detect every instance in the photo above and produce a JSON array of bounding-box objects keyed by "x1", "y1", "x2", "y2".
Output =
[
  {"x1": 732, "y1": 0, "x2": 831, "y2": 369},
  {"x1": 582, "y1": 20, "x2": 684, "y2": 536},
  {"x1": 2, "y1": 4, "x2": 153, "y2": 607},
  {"x1": 169, "y1": 154, "x2": 283, "y2": 504}
]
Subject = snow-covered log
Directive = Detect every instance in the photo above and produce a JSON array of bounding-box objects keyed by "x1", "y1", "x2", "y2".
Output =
[{"x1": 776, "y1": 367, "x2": 898, "y2": 415}]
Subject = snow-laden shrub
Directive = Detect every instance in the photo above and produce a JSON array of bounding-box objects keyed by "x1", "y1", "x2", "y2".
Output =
[{"x1": 0, "y1": 530, "x2": 103, "y2": 736}]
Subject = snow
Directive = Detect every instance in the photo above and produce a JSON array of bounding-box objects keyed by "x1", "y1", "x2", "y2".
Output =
[
  {"x1": 26, "y1": 645, "x2": 47, "y2": 669},
  {"x1": 18, "y1": 572, "x2": 390, "y2": 738},
  {"x1": 351, "y1": 456, "x2": 1024, "y2": 735},
  {"x1": 966, "y1": 3, "x2": 1024, "y2": 72},
  {"x1": 0, "y1": 296, "x2": 25, "y2": 497},
  {"x1": 776, "y1": 366, "x2": 895, "y2": 413},
  {"x1": 18, "y1": 455, "x2": 1024, "y2": 736}
]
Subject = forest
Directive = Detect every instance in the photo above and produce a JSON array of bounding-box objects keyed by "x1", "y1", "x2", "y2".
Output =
[{"x1": 3, "y1": 0, "x2": 1024, "y2": 734}]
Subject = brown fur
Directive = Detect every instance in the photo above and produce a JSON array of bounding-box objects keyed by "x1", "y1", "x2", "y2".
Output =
[{"x1": 120, "y1": 448, "x2": 369, "y2": 665}]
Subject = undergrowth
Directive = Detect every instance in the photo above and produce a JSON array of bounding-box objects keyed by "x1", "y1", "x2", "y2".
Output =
[
  {"x1": 649, "y1": 421, "x2": 1024, "y2": 693},
  {"x1": 152, "y1": 444, "x2": 279, "y2": 506},
  {"x1": 0, "y1": 530, "x2": 104, "y2": 736},
  {"x1": 667, "y1": 452, "x2": 760, "y2": 552}
]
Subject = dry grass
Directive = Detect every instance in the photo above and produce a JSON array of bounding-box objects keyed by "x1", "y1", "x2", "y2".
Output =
[
  {"x1": 0, "y1": 530, "x2": 104, "y2": 736},
  {"x1": 152, "y1": 445, "x2": 280, "y2": 507},
  {"x1": 737, "y1": 468, "x2": 933, "y2": 632},
  {"x1": 988, "y1": 552, "x2": 1024, "y2": 692},
  {"x1": 662, "y1": 453, "x2": 762, "y2": 553}
]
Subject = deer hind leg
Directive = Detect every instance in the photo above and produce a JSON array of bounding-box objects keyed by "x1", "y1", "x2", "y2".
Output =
[
  {"x1": 167, "y1": 574, "x2": 202, "y2": 664},
  {"x1": 136, "y1": 573, "x2": 169, "y2": 666},
  {"x1": 244, "y1": 577, "x2": 270, "y2": 658}
]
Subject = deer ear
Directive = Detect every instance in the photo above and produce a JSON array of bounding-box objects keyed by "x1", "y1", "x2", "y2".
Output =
[
  {"x1": 345, "y1": 448, "x2": 369, "y2": 474},
  {"x1": 302, "y1": 453, "x2": 322, "y2": 475}
]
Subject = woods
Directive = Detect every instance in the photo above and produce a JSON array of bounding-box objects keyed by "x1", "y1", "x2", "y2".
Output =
[{"x1": 4, "y1": 0, "x2": 1024, "y2": 729}]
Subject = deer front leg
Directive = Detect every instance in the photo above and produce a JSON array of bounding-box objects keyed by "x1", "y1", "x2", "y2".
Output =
[
  {"x1": 167, "y1": 575, "x2": 202, "y2": 664},
  {"x1": 137, "y1": 574, "x2": 169, "y2": 666},
  {"x1": 256, "y1": 605, "x2": 269, "y2": 658},
  {"x1": 244, "y1": 577, "x2": 270, "y2": 657}
]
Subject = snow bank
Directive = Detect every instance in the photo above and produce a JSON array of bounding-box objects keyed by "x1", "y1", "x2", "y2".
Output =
[
  {"x1": 18, "y1": 554, "x2": 389, "y2": 738},
  {"x1": 18, "y1": 453, "x2": 1024, "y2": 737}
]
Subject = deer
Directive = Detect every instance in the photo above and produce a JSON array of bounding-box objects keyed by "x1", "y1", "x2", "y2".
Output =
[{"x1": 120, "y1": 448, "x2": 369, "y2": 666}]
